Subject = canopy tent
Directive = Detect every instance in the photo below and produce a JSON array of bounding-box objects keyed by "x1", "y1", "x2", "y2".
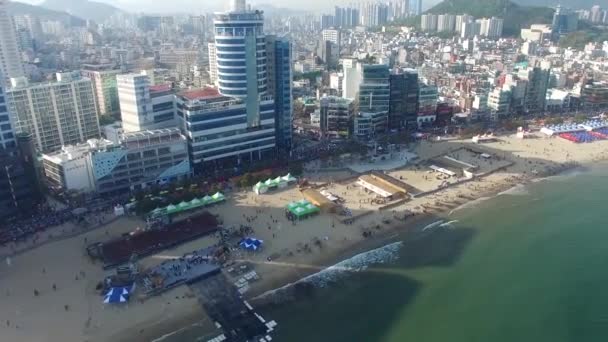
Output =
[
  {"x1": 103, "y1": 286, "x2": 132, "y2": 304},
  {"x1": 239, "y1": 237, "x2": 264, "y2": 251},
  {"x1": 253, "y1": 174, "x2": 298, "y2": 195},
  {"x1": 211, "y1": 192, "x2": 225, "y2": 203},
  {"x1": 285, "y1": 199, "x2": 320, "y2": 219},
  {"x1": 253, "y1": 182, "x2": 268, "y2": 194},
  {"x1": 149, "y1": 193, "x2": 227, "y2": 216},
  {"x1": 282, "y1": 173, "x2": 297, "y2": 183}
]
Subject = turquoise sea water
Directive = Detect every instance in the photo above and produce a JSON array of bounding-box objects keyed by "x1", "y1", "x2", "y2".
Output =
[{"x1": 264, "y1": 164, "x2": 608, "y2": 342}]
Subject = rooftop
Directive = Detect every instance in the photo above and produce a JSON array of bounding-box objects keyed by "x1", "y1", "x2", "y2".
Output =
[{"x1": 179, "y1": 87, "x2": 222, "y2": 101}]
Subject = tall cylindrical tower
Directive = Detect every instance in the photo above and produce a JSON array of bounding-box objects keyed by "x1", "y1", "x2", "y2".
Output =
[{"x1": 214, "y1": 2, "x2": 267, "y2": 99}]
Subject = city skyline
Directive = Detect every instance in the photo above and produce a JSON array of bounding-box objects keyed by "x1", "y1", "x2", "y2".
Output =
[{"x1": 12, "y1": 0, "x2": 442, "y2": 14}]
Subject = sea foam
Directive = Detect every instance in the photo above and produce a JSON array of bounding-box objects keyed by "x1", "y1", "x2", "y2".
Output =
[{"x1": 255, "y1": 241, "x2": 403, "y2": 302}]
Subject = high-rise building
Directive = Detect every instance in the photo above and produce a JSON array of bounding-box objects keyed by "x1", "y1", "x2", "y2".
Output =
[
  {"x1": 0, "y1": 1, "x2": 25, "y2": 79},
  {"x1": 213, "y1": 2, "x2": 268, "y2": 128},
  {"x1": 485, "y1": 17, "x2": 504, "y2": 38},
  {"x1": 82, "y1": 68, "x2": 122, "y2": 117},
  {"x1": 335, "y1": 6, "x2": 344, "y2": 27},
  {"x1": 178, "y1": 0, "x2": 280, "y2": 171},
  {"x1": 389, "y1": 69, "x2": 419, "y2": 130},
  {"x1": 266, "y1": 35, "x2": 293, "y2": 151},
  {"x1": 7, "y1": 72, "x2": 101, "y2": 153},
  {"x1": 322, "y1": 29, "x2": 341, "y2": 46},
  {"x1": 488, "y1": 87, "x2": 512, "y2": 117},
  {"x1": 418, "y1": 83, "x2": 438, "y2": 126},
  {"x1": 421, "y1": 14, "x2": 438, "y2": 32},
  {"x1": 437, "y1": 14, "x2": 456, "y2": 32},
  {"x1": 360, "y1": 2, "x2": 389, "y2": 27},
  {"x1": 461, "y1": 20, "x2": 481, "y2": 38},
  {"x1": 208, "y1": 42, "x2": 218, "y2": 86},
  {"x1": 319, "y1": 96, "x2": 354, "y2": 139},
  {"x1": 176, "y1": 88, "x2": 276, "y2": 171},
  {"x1": 321, "y1": 14, "x2": 334, "y2": 29},
  {"x1": 353, "y1": 64, "x2": 390, "y2": 139},
  {"x1": 552, "y1": 5, "x2": 578, "y2": 39},
  {"x1": 189, "y1": 15, "x2": 206, "y2": 40},
  {"x1": 117, "y1": 74, "x2": 176, "y2": 133},
  {"x1": 0, "y1": 77, "x2": 16, "y2": 150},
  {"x1": 342, "y1": 60, "x2": 362, "y2": 100},
  {"x1": 517, "y1": 60, "x2": 551, "y2": 113},
  {"x1": 590, "y1": 5, "x2": 603, "y2": 23},
  {"x1": 455, "y1": 14, "x2": 473, "y2": 33}
]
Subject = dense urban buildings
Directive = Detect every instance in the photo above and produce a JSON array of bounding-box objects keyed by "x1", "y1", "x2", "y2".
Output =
[{"x1": 0, "y1": 0, "x2": 603, "y2": 203}]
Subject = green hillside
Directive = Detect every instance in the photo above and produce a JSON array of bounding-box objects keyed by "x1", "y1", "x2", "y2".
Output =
[{"x1": 426, "y1": 0, "x2": 554, "y2": 36}]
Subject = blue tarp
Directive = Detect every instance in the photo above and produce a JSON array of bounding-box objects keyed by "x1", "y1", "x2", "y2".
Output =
[
  {"x1": 103, "y1": 285, "x2": 133, "y2": 304},
  {"x1": 239, "y1": 237, "x2": 264, "y2": 251}
]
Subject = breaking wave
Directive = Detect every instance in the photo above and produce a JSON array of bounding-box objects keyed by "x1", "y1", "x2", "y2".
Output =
[{"x1": 255, "y1": 241, "x2": 403, "y2": 302}]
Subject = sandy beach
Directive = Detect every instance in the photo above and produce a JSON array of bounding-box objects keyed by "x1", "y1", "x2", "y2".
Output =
[{"x1": 1, "y1": 133, "x2": 607, "y2": 342}]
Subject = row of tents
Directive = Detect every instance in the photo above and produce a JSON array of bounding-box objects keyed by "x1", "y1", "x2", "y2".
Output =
[
  {"x1": 150, "y1": 192, "x2": 226, "y2": 216},
  {"x1": 253, "y1": 173, "x2": 298, "y2": 194},
  {"x1": 286, "y1": 199, "x2": 320, "y2": 219}
]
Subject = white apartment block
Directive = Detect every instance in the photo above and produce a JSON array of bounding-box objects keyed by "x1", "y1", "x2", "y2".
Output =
[
  {"x1": 0, "y1": 0, "x2": 25, "y2": 79},
  {"x1": 322, "y1": 29, "x2": 341, "y2": 46},
  {"x1": 7, "y1": 72, "x2": 100, "y2": 153},
  {"x1": 117, "y1": 73, "x2": 176, "y2": 133}
]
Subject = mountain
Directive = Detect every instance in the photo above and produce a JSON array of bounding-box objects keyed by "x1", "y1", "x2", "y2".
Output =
[
  {"x1": 7, "y1": 1, "x2": 85, "y2": 26},
  {"x1": 426, "y1": 0, "x2": 554, "y2": 36},
  {"x1": 40, "y1": 0, "x2": 123, "y2": 23}
]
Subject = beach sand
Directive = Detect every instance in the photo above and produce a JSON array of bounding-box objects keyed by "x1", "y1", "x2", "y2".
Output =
[{"x1": 1, "y1": 134, "x2": 607, "y2": 342}]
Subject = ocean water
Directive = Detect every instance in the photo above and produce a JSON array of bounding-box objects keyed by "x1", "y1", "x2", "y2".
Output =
[{"x1": 262, "y1": 163, "x2": 608, "y2": 342}]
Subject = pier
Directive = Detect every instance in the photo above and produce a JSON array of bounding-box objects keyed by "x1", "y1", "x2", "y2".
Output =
[{"x1": 190, "y1": 273, "x2": 276, "y2": 342}]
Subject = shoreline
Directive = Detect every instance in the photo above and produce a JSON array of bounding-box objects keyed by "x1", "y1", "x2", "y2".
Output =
[
  {"x1": 139, "y1": 160, "x2": 585, "y2": 342},
  {"x1": 3, "y1": 135, "x2": 607, "y2": 342}
]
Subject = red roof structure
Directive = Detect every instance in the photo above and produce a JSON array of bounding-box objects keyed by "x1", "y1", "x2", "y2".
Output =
[{"x1": 179, "y1": 87, "x2": 222, "y2": 101}]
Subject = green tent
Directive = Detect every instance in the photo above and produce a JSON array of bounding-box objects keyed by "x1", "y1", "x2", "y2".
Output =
[
  {"x1": 166, "y1": 204, "x2": 179, "y2": 214},
  {"x1": 286, "y1": 200, "x2": 320, "y2": 219},
  {"x1": 211, "y1": 192, "x2": 225, "y2": 203}
]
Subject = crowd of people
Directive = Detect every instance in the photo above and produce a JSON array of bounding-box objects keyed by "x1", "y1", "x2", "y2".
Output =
[{"x1": 0, "y1": 206, "x2": 75, "y2": 246}]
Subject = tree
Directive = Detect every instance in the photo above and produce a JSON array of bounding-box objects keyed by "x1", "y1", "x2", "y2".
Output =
[
  {"x1": 289, "y1": 162, "x2": 304, "y2": 176},
  {"x1": 573, "y1": 114, "x2": 587, "y2": 124},
  {"x1": 98, "y1": 115, "x2": 115, "y2": 126}
]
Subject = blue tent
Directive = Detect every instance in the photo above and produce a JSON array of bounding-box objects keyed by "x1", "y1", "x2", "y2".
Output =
[
  {"x1": 103, "y1": 286, "x2": 132, "y2": 304},
  {"x1": 239, "y1": 237, "x2": 264, "y2": 251}
]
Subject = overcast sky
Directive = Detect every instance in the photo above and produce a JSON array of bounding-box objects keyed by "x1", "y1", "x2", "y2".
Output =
[{"x1": 14, "y1": 0, "x2": 439, "y2": 13}]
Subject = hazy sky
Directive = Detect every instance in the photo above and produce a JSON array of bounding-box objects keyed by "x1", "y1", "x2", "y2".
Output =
[{"x1": 14, "y1": 0, "x2": 439, "y2": 13}]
